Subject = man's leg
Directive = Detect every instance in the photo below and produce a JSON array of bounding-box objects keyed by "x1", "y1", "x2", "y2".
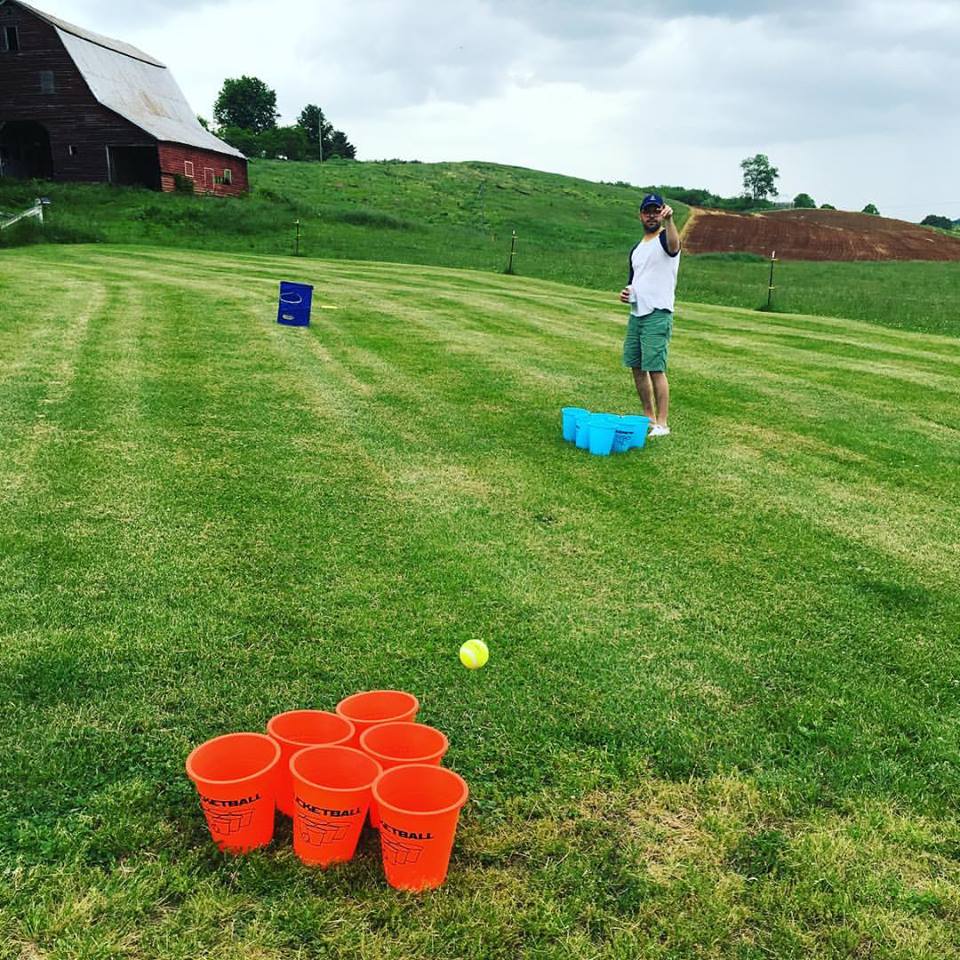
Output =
[
  {"x1": 631, "y1": 367, "x2": 657, "y2": 420},
  {"x1": 650, "y1": 371, "x2": 669, "y2": 426}
]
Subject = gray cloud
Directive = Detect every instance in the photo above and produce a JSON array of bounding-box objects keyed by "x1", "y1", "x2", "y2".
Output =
[{"x1": 52, "y1": 0, "x2": 232, "y2": 28}]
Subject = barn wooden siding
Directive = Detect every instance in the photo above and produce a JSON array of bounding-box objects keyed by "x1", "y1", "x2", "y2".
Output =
[
  {"x1": 1, "y1": 6, "x2": 152, "y2": 182},
  {"x1": 158, "y1": 143, "x2": 248, "y2": 197}
]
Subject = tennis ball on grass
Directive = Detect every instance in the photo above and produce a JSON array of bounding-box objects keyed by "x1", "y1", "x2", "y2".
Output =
[{"x1": 459, "y1": 639, "x2": 489, "y2": 670}]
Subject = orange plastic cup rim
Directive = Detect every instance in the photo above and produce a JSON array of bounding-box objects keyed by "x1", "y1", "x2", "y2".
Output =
[
  {"x1": 336, "y1": 689, "x2": 420, "y2": 723},
  {"x1": 185, "y1": 731, "x2": 280, "y2": 787},
  {"x1": 373, "y1": 763, "x2": 469, "y2": 817},
  {"x1": 359, "y1": 721, "x2": 449, "y2": 764},
  {"x1": 290, "y1": 744, "x2": 383, "y2": 792},
  {"x1": 267, "y1": 709, "x2": 355, "y2": 749}
]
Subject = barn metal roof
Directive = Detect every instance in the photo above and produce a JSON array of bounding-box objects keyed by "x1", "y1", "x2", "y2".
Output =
[
  {"x1": 9, "y1": 1, "x2": 245, "y2": 159},
  {"x1": 11, "y1": 0, "x2": 165, "y2": 66}
]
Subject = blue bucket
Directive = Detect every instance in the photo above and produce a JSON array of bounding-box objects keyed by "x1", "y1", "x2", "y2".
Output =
[
  {"x1": 588, "y1": 414, "x2": 617, "y2": 456},
  {"x1": 574, "y1": 411, "x2": 592, "y2": 449},
  {"x1": 621, "y1": 415, "x2": 651, "y2": 449},
  {"x1": 611, "y1": 417, "x2": 634, "y2": 453},
  {"x1": 562, "y1": 406, "x2": 590, "y2": 443}
]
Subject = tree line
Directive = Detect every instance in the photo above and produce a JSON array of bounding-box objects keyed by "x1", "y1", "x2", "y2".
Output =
[
  {"x1": 738, "y1": 155, "x2": 953, "y2": 224},
  {"x1": 740, "y1": 155, "x2": 879, "y2": 216},
  {"x1": 654, "y1": 154, "x2": 952, "y2": 222},
  {"x1": 204, "y1": 75, "x2": 356, "y2": 162}
]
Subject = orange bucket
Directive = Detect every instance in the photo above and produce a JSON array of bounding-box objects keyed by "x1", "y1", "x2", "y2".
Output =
[
  {"x1": 358, "y1": 722, "x2": 449, "y2": 828},
  {"x1": 266, "y1": 710, "x2": 355, "y2": 817},
  {"x1": 335, "y1": 690, "x2": 419, "y2": 747},
  {"x1": 373, "y1": 763, "x2": 469, "y2": 890},
  {"x1": 185, "y1": 732, "x2": 280, "y2": 854},
  {"x1": 290, "y1": 745, "x2": 382, "y2": 868}
]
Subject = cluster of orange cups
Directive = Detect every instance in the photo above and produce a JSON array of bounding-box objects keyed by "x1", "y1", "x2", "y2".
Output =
[{"x1": 184, "y1": 690, "x2": 468, "y2": 891}]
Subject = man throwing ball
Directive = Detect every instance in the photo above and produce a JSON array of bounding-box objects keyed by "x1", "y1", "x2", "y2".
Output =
[{"x1": 619, "y1": 192, "x2": 681, "y2": 438}]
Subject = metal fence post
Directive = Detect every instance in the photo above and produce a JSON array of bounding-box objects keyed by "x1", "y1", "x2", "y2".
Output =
[
  {"x1": 766, "y1": 249, "x2": 777, "y2": 310},
  {"x1": 505, "y1": 230, "x2": 518, "y2": 274}
]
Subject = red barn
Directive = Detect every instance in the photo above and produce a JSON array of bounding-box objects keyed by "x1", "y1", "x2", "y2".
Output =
[{"x1": 0, "y1": 0, "x2": 247, "y2": 195}]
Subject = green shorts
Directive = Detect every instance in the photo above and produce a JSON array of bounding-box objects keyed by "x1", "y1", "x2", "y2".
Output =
[{"x1": 623, "y1": 309, "x2": 673, "y2": 372}]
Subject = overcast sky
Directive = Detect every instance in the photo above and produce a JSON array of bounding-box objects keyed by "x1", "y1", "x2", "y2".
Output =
[{"x1": 46, "y1": 0, "x2": 960, "y2": 222}]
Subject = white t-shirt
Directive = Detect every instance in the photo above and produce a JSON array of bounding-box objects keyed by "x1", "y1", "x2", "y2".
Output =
[{"x1": 628, "y1": 231, "x2": 681, "y2": 316}]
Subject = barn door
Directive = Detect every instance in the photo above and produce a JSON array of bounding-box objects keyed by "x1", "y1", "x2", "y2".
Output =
[
  {"x1": 0, "y1": 121, "x2": 53, "y2": 179},
  {"x1": 108, "y1": 146, "x2": 160, "y2": 189},
  {"x1": 204, "y1": 167, "x2": 214, "y2": 191}
]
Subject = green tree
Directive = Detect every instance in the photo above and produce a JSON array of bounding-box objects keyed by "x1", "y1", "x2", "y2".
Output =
[
  {"x1": 296, "y1": 104, "x2": 333, "y2": 159},
  {"x1": 217, "y1": 126, "x2": 263, "y2": 158},
  {"x1": 260, "y1": 125, "x2": 311, "y2": 161},
  {"x1": 296, "y1": 105, "x2": 356, "y2": 160},
  {"x1": 793, "y1": 192, "x2": 816, "y2": 208},
  {"x1": 213, "y1": 76, "x2": 278, "y2": 134},
  {"x1": 820, "y1": 203, "x2": 836, "y2": 210},
  {"x1": 740, "y1": 154, "x2": 779, "y2": 202},
  {"x1": 328, "y1": 129, "x2": 356, "y2": 160},
  {"x1": 862, "y1": 203, "x2": 880, "y2": 215},
  {"x1": 920, "y1": 214, "x2": 953, "y2": 229}
]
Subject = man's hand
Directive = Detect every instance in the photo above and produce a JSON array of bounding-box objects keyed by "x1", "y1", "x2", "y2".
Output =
[
  {"x1": 660, "y1": 204, "x2": 681, "y2": 254},
  {"x1": 619, "y1": 286, "x2": 632, "y2": 303}
]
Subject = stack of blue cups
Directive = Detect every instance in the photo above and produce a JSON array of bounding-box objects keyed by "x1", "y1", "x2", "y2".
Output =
[{"x1": 561, "y1": 408, "x2": 650, "y2": 456}]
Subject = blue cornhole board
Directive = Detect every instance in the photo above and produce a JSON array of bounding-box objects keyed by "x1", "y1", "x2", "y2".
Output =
[{"x1": 277, "y1": 281, "x2": 313, "y2": 326}]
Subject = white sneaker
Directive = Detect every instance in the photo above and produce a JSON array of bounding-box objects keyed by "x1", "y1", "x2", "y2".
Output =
[{"x1": 648, "y1": 424, "x2": 671, "y2": 438}]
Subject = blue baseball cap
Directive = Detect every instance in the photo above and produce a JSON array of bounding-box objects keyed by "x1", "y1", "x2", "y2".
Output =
[{"x1": 640, "y1": 192, "x2": 664, "y2": 209}]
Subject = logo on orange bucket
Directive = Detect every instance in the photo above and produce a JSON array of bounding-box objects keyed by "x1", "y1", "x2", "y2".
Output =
[
  {"x1": 381, "y1": 834, "x2": 424, "y2": 865},
  {"x1": 200, "y1": 794, "x2": 261, "y2": 807},
  {"x1": 205, "y1": 808, "x2": 254, "y2": 835},
  {"x1": 380, "y1": 819, "x2": 433, "y2": 841},
  {"x1": 199, "y1": 794, "x2": 260, "y2": 835},
  {"x1": 295, "y1": 797, "x2": 361, "y2": 818},
  {"x1": 297, "y1": 814, "x2": 349, "y2": 845}
]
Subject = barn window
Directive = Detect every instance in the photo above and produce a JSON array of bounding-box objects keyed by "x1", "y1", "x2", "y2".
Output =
[
  {"x1": 39, "y1": 71, "x2": 55, "y2": 94},
  {"x1": 1, "y1": 25, "x2": 20, "y2": 52},
  {"x1": 183, "y1": 160, "x2": 194, "y2": 178},
  {"x1": 223, "y1": 168, "x2": 233, "y2": 185}
]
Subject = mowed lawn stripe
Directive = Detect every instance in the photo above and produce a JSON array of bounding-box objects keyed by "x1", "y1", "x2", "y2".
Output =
[{"x1": 0, "y1": 273, "x2": 107, "y2": 497}]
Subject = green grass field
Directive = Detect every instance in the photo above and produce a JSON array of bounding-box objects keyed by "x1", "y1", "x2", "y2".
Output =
[
  {"x1": 2, "y1": 244, "x2": 959, "y2": 958},
  {"x1": 678, "y1": 255, "x2": 960, "y2": 338},
  {"x1": 3, "y1": 159, "x2": 959, "y2": 337}
]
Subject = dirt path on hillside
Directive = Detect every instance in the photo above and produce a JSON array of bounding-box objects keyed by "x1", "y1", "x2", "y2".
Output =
[
  {"x1": 683, "y1": 208, "x2": 960, "y2": 261},
  {"x1": 678, "y1": 206, "x2": 701, "y2": 247}
]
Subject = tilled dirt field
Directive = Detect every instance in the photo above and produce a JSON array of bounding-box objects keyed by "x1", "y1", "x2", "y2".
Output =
[{"x1": 682, "y1": 207, "x2": 960, "y2": 261}]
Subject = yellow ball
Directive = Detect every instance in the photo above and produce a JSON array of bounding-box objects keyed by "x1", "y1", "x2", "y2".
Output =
[{"x1": 459, "y1": 639, "x2": 489, "y2": 670}]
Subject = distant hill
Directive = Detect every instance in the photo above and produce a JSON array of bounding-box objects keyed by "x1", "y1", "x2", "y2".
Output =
[{"x1": 683, "y1": 207, "x2": 960, "y2": 261}]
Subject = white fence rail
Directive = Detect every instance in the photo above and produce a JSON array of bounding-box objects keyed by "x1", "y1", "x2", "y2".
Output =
[{"x1": 0, "y1": 198, "x2": 45, "y2": 231}]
